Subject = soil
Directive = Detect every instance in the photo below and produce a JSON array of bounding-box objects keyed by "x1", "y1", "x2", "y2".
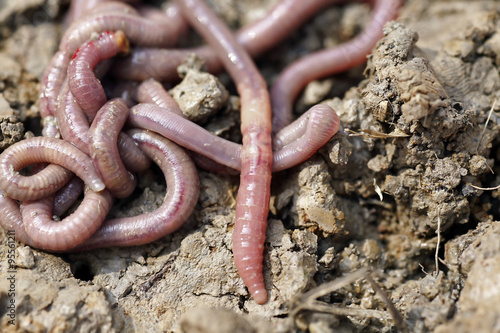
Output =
[{"x1": 2, "y1": 0, "x2": 500, "y2": 332}]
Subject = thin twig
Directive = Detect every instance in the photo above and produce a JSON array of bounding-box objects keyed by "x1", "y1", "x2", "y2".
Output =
[
  {"x1": 466, "y1": 183, "x2": 500, "y2": 191},
  {"x1": 366, "y1": 274, "x2": 408, "y2": 332},
  {"x1": 476, "y1": 99, "x2": 496, "y2": 154},
  {"x1": 289, "y1": 267, "x2": 407, "y2": 331},
  {"x1": 435, "y1": 207, "x2": 441, "y2": 277}
]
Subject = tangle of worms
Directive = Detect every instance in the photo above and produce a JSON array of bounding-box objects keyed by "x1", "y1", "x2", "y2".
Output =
[{"x1": 0, "y1": 0, "x2": 401, "y2": 304}]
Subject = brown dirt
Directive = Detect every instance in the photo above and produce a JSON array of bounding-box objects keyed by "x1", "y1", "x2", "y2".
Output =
[{"x1": 2, "y1": 0, "x2": 500, "y2": 332}]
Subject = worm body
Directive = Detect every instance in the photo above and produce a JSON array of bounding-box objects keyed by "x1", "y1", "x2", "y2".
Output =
[
  {"x1": 0, "y1": 0, "x2": 402, "y2": 306},
  {"x1": 39, "y1": 50, "x2": 70, "y2": 118},
  {"x1": 68, "y1": 30, "x2": 130, "y2": 120},
  {"x1": 0, "y1": 137, "x2": 105, "y2": 201},
  {"x1": 56, "y1": 82, "x2": 92, "y2": 154},
  {"x1": 52, "y1": 177, "x2": 85, "y2": 217},
  {"x1": 61, "y1": 9, "x2": 181, "y2": 54},
  {"x1": 271, "y1": 0, "x2": 403, "y2": 132},
  {"x1": 129, "y1": 103, "x2": 242, "y2": 170},
  {"x1": 113, "y1": 0, "x2": 344, "y2": 82},
  {"x1": 77, "y1": 129, "x2": 199, "y2": 249},
  {"x1": 174, "y1": 0, "x2": 273, "y2": 304},
  {"x1": 89, "y1": 98, "x2": 136, "y2": 198},
  {"x1": 21, "y1": 189, "x2": 113, "y2": 252},
  {"x1": 0, "y1": 190, "x2": 37, "y2": 247}
]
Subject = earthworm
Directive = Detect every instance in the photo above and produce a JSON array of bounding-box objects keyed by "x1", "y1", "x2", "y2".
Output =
[
  {"x1": 65, "y1": 0, "x2": 140, "y2": 23},
  {"x1": 56, "y1": 81, "x2": 92, "y2": 154},
  {"x1": 0, "y1": 190, "x2": 38, "y2": 247},
  {"x1": 40, "y1": 6, "x2": 134, "y2": 118},
  {"x1": 129, "y1": 103, "x2": 242, "y2": 170},
  {"x1": 129, "y1": 102, "x2": 339, "y2": 172},
  {"x1": 20, "y1": 188, "x2": 113, "y2": 252},
  {"x1": 57, "y1": 81, "x2": 151, "y2": 172},
  {"x1": 174, "y1": 0, "x2": 273, "y2": 304},
  {"x1": 112, "y1": 47, "x2": 218, "y2": 82},
  {"x1": 68, "y1": 30, "x2": 130, "y2": 120},
  {"x1": 40, "y1": 1, "x2": 186, "y2": 120},
  {"x1": 136, "y1": 79, "x2": 184, "y2": 116},
  {"x1": 42, "y1": 115, "x2": 60, "y2": 138},
  {"x1": 76, "y1": 129, "x2": 199, "y2": 250},
  {"x1": 112, "y1": 0, "x2": 357, "y2": 82},
  {"x1": 39, "y1": 50, "x2": 70, "y2": 118},
  {"x1": 272, "y1": 104, "x2": 340, "y2": 170},
  {"x1": 271, "y1": 0, "x2": 403, "y2": 133},
  {"x1": 60, "y1": 3, "x2": 185, "y2": 54},
  {"x1": 117, "y1": 132, "x2": 152, "y2": 173},
  {"x1": 135, "y1": 79, "x2": 242, "y2": 174},
  {"x1": 0, "y1": 137, "x2": 105, "y2": 201},
  {"x1": 52, "y1": 177, "x2": 85, "y2": 217},
  {"x1": 89, "y1": 98, "x2": 136, "y2": 198}
]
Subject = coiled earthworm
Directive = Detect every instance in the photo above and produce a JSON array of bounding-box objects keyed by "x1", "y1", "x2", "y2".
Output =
[
  {"x1": 0, "y1": 137, "x2": 105, "y2": 201},
  {"x1": 57, "y1": 81, "x2": 151, "y2": 173},
  {"x1": 270, "y1": 0, "x2": 403, "y2": 133},
  {"x1": 39, "y1": 1, "x2": 186, "y2": 119},
  {"x1": 0, "y1": 190, "x2": 38, "y2": 248},
  {"x1": 21, "y1": 188, "x2": 113, "y2": 252},
  {"x1": 128, "y1": 102, "x2": 340, "y2": 172},
  {"x1": 89, "y1": 98, "x2": 137, "y2": 198},
  {"x1": 68, "y1": 30, "x2": 130, "y2": 120},
  {"x1": 76, "y1": 129, "x2": 199, "y2": 250},
  {"x1": 174, "y1": 0, "x2": 274, "y2": 304},
  {"x1": 0, "y1": 0, "x2": 400, "y2": 306}
]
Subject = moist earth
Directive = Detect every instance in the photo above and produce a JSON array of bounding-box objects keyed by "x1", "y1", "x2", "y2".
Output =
[{"x1": 2, "y1": 0, "x2": 500, "y2": 332}]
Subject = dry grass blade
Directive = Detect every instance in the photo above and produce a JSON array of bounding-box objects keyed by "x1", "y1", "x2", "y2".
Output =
[
  {"x1": 288, "y1": 267, "x2": 407, "y2": 331},
  {"x1": 345, "y1": 128, "x2": 409, "y2": 139}
]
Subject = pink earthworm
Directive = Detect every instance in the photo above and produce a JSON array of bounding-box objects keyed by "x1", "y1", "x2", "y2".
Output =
[
  {"x1": 128, "y1": 102, "x2": 339, "y2": 172},
  {"x1": 65, "y1": 0, "x2": 140, "y2": 23},
  {"x1": 0, "y1": 190, "x2": 38, "y2": 247},
  {"x1": 41, "y1": 115, "x2": 60, "y2": 138},
  {"x1": 39, "y1": 1, "x2": 187, "y2": 118},
  {"x1": 76, "y1": 129, "x2": 199, "y2": 250},
  {"x1": 56, "y1": 81, "x2": 93, "y2": 154},
  {"x1": 39, "y1": 50, "x2": 70, "y2": 118},
  {"x1": 174, "y1": 0, "x2": 274, "y2": 304},
  {"x1": 112, "y1": 0, "x2": 345, "y2": 82},
  {"x1": 128, "y1": 103, "x2": 242, "y2": 170},
  {"x1": 89, "y1": 98, "x2": 137, "y2": 198},
  {"x1": 68, "y1": 30, "x2": 130, "y2": 120},
  {"x1": 271, "y1": 0, "x2": 403, "y2": 133},
  {"x1": 20, "y1": 188, "x2": 113, "y2": 252},
  {"x1": 272, "y1": 104, "x2": 340, "y2": 171},
  {"x1": 60, "y1": 2, "x2": 186, "y2": 54},
  {"x1": 136, "y1": 79, "x2": 184, "y2": 116},
  {"x1": 0, "y1": 137, "x2": 105, "y2": 201},
  {"x1": 40, "y1": 5, "x2": 134, "y2": 118},
  {"x1": 57, "y1": 81, "x2": 151, "y2": 172},
  {"x1": 52, "y1": 177, "x2": 85, "y2": 217},
  {"x1": 116, "y1": 132, "x2": 152, "y2": 172},
  {"x1": 134, "y1": 79, "x2": 243, "y2": 174}
]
